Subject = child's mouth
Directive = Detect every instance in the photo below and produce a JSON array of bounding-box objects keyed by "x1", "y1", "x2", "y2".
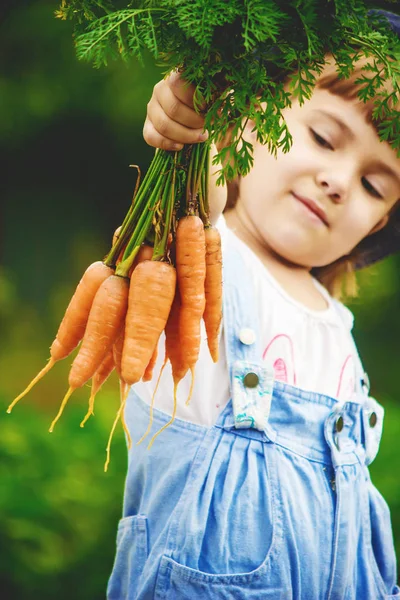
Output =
[{"x1": 291, "y1": 192, "x2": 329, "y2": 226}]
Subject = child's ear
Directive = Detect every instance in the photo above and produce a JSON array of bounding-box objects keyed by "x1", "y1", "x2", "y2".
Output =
[{"x1": 368, "y1": 214, "x2": 389, "y2": 236}]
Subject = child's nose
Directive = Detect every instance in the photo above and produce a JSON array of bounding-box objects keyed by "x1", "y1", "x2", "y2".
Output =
[{"x1": 316, "y1": 172, "x2": 349, "y2": 204}]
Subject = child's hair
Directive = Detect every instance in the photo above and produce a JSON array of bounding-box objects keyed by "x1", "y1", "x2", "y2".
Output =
[{"x1": 224, "y1": 51, "x2": 400, "y2": 300}]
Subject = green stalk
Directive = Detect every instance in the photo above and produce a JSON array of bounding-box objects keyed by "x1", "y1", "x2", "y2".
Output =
[
  {"x1": 195, "y1": 144, "x2": 210, "y2": 219},
  {"x1": 198, "y1": 145, "x2": 210, "y2": 226},
  {"x1": 107, "y1": 143, "x2": 209, "y2": 274},
  {"x1": 184, "y1": 143, "x2": 210, "y2": 220},
  {"x1": 153, "y1": 153, "x2": 177, "y2": 261},
  {"x1": 105, "y1": 150, "x2": 168, "y2": 267},
  {"x1": 190, "y1": 144, "x2": 201, "y2": 215},
  {"x1": 115, "y1": 154, "x2": 174, "y2": 276},
  {"x1": 203, "y1": 143, "x2": 210, "y2": 216}
]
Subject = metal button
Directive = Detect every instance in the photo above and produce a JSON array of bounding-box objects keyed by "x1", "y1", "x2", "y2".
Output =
[
  {"x1": 243, "y1": 372, "x2": 259, "y2": 388},
  {"x1": 369, "y1": 411, "x2": 377, "y2": 428},
  {"x1": 239, "y1": 328, "x2": 256, "y2": 345},
  {"x1": 335, "y1": 415, "x2": 344, "y2": 433}
]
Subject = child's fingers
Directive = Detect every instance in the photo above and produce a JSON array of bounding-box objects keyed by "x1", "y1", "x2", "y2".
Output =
[
  {"x1": 144, "y1": 99, "x2": 208, "y2": 148},
  {"x1": 154, "y1": 79, "x2": 205, "y2": 130},
  {"x1": 167, "y1": 70, "x2": 206, "y2": 112},
  {"x1": 143, "y1": 117, "x2": 184, "y2": 151}
]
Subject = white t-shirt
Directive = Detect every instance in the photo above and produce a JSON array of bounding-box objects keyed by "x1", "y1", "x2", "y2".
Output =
[{"x1": 133, "y1": 214, "x2": 359, "y2": 427}]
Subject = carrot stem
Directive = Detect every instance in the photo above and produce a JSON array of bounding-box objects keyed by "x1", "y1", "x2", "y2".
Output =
[
  {"x1": 105, "y1": 150, "x2": 166, "y2": 267},
  {"x1": 116, "y1": 157, "x2": 173, "y2": 276},
  {"x1": 153, "y1": 156, "x2": 176, "y2": 260},
  {"x1": 197, "y1": 145, "x2": 210, "y2": 224}
]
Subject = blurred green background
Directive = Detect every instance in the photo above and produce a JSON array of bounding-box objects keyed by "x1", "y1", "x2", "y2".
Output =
[{"x1": 0, "y1": 1, "x2": 399, "y2": 598}]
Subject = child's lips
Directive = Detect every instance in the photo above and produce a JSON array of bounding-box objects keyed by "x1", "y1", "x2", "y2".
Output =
[{"x1": 291, "y1": 192, "x2": 329, "y2": 226}]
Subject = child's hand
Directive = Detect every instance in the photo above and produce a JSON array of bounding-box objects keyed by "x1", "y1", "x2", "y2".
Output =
[
  {"x1": 143, "y1": 71, "x2": 208, "y2": 151},
  {"x1": 144, "y1": 71, "x2": 227, "y2": 225}
]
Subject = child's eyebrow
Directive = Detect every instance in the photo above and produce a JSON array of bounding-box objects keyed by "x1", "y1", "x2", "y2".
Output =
[{"x1": 312, "y1": 109, "x2": 400, "y2": 188}]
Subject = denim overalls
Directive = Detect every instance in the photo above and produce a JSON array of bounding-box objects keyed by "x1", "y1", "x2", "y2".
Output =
[{"x1": 107, "y1": 233, "x2": 399, "y2": 600}]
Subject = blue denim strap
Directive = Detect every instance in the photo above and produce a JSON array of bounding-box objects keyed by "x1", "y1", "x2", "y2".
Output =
[{"x1": 216, "y1": 235, "x2": 275, "y2": 433}]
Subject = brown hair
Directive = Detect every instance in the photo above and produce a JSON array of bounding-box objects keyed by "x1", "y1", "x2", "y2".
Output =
[{"x1": 224, "y1": 52, "x2": 399, "y2": 300}]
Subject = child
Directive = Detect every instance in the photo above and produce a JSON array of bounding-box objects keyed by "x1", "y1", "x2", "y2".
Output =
[{"x1": 107, "y1": 10, "x2": 400, "y2": 600}]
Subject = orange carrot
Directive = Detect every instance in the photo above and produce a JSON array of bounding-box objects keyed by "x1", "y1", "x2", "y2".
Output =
[
  {"x1": 80, "y1": 348, "x2": 115, "y2": 428},
  {"x1": 70, "y1": 274, "x2": 129, "y2": 389},
  {"x1": 110, "y1": 245, "x2": 155, "y2": 382},
  {"x1": 49, "y1": 274, "x2": 129, "y2": 432},
  {"x1": 175, "y1": 215, "x2": 206, "y2": 379},
  {"x1": 51, "y1": 261, "x2": 114, "y2": 361},
  {"x1": 142, "y1": 346, "x2": 158, "y2": 382},
  {"x1": 165, "y1": 287, "x2": 189, "y2": 386},
  {"x1": 203, "y1": 226, "x2": 223, "y2": 363},
  {"x1": 7, "y1": 260, "x2": 113, "y2": 414},
  {"x1": 109, "y1": 245, "x2": 155, "y2": 377},
  {"x1": 113, "y1": 328, "x2": 125, "y2": 380},
  {"x1": 121, "y1": 260, "x2": 176, "y2": 386},
  {"x1": 144, "y1": 287, "x2": 189, "y2": 449}
]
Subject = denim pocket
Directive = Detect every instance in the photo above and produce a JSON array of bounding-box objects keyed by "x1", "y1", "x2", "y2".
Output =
[
  {"x1": 107, "y1": 515, "x2": 148, "y2": 600},
  {"x1": 153, "y1": 435, "x2": 287, "y2": 600}
]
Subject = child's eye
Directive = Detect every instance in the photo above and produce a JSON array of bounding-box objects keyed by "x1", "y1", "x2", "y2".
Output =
[
  {"x1": 310, "y1": 129, "x2": 333, "y2": 150},
  {"x1": 310, "y1": 128, "x2": 384, "y2": 198},
  {"x1": 362, "y1": 177, "x2": 383, "y2": 199}
]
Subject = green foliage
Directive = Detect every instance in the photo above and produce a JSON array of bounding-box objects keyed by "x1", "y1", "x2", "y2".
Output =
[
  {"x1": 0, "y1": 394, "x2": 127, "y2": 599},
  {"x1": 58, "y1": 0, "x2": 400, "y2": 182},
  {"x1": 74, "y1": 8, "x2": 167, "y2": 66},
  {"x1": 55, "y1": 0, "x2": 115, "y2": 23}
]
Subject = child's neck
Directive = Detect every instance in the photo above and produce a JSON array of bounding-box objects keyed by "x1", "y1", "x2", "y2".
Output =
[{"x1": 224, "y1": 209, "x2": 330, "y2": 311}]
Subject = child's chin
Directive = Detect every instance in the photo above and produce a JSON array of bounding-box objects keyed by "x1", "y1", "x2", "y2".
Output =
[{"x1": 267, "y1": 235, "x2": 319, "y2": 267}]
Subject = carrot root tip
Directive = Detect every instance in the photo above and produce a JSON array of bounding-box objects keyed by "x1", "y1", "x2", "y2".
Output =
[
  {"x1": 7, "y1": 357, "x2": 56, "y2": 413},
  {"x1": 120, "y1": 384, "x2": 132, "y2": 449},
  {"x1": 104, "y1": 386, "x2": 130, "y2": 472},
  {"x1": 49, "y1": 386, "x2": 75, "y2": 433},
  {"x1": 185, "y1": 367, "x2": 195, "y2": 406},
  {"x1": 80, "y1": 391, "x2": 97, "y2": 428},
  {"x1": 137, "y1": 358, "x2": 166, "y2": 446},
  {"x1": 147, "y1": 376, "x2": 178, "y2": 450}
]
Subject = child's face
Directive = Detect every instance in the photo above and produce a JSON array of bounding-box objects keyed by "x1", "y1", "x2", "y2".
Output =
[{"x1": 236, "y1": 88, "x2": 400, "y2": 269}]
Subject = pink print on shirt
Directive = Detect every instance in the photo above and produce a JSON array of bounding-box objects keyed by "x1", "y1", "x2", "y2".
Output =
[
  {"x1": 262, "y1": 334, "x2": 297, "y2": 386},
  {"x1": 336, "y1": 354, "x2": 355, "y2": 401},
  {"x1": 262, "y1": 336, "x2": 356, "y2": 399}
]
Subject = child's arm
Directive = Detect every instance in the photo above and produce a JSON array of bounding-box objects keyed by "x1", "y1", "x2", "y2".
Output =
[{"x1": 143, "y1": 71, "x2": 227, "y2": 225}]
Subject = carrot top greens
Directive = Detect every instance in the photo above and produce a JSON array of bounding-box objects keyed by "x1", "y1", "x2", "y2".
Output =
[{"x1": 57, "y1": 0, "x2": 400, "y2": 182}]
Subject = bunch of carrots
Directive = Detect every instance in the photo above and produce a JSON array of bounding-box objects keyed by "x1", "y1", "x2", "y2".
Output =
[{"x1": 7, "y1": 144, "x2": 223, "y2": 470}]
